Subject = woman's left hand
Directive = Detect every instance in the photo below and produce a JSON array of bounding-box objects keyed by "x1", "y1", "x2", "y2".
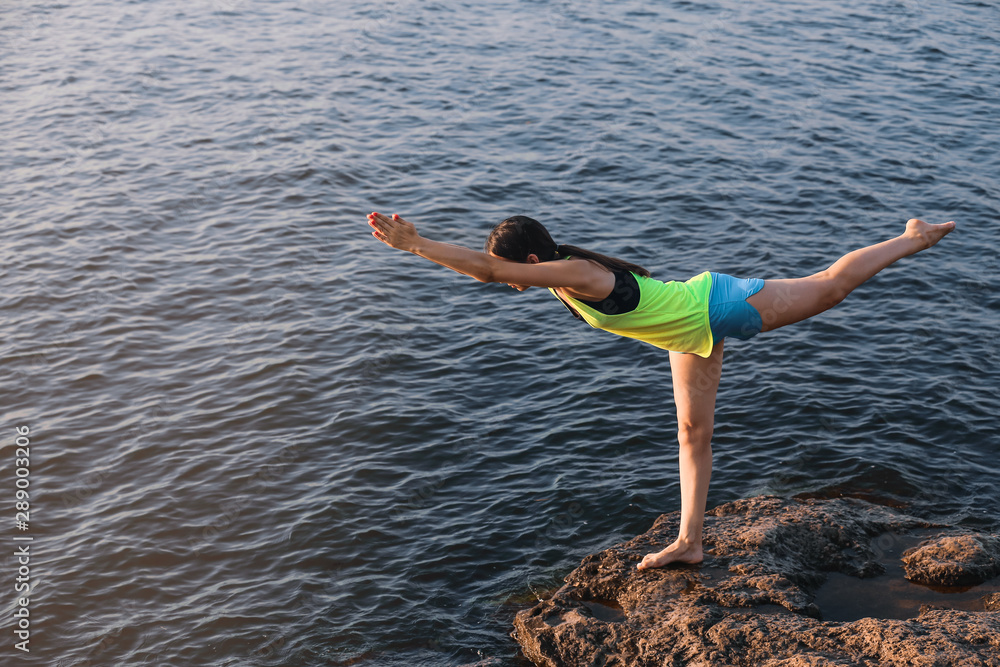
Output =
[{"x1": 367, "y1": 212, "x2": 421, "y2": 252}]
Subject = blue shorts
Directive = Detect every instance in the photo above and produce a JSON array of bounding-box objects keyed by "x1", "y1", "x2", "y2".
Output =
[{"x1": 707, "y1": 272, "x2": 765, "y2": 344}]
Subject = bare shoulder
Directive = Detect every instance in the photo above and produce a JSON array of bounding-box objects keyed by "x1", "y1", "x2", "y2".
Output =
[{"x1": 559, "y1": 256, "x2": 615, "y2": 301}]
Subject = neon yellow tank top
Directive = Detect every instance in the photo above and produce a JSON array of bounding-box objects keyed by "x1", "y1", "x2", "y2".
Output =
[{"x1": 549, "y1": 270, "x2": 715, "y2": 357}]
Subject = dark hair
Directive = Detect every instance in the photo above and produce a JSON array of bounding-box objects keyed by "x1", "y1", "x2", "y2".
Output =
[{"x1": 484, "y1": 215, "x2": 650, "y2": 277}]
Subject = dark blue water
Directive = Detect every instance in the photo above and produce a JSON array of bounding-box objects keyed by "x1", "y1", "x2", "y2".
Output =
[{"x1": 2, "y1": 0, "x2": 998, "y2": 665}]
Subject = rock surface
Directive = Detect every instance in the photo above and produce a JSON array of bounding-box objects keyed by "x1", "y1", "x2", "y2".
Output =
[
  {"x1": 513, "y1": 496, "x2": 1000, "y2": 667},
  {"x1": 902, "y1": 533, "x2": 1000, "y2": 587}
]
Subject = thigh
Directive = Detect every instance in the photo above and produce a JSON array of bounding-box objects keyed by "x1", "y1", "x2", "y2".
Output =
[
  {"x1": 745, "y1": 276, "x2": 834, "y2": 332},
  {"x1": 668, "y1": 341, "x2": 724, "y2": 427}
]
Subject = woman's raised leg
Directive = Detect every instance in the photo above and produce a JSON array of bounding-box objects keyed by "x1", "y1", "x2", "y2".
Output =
[
  {"x1": 637, "y1": 340, "x2": 724, "y2": 570},
  {"x1": 746, "y1": 218, "x2": 955, "y2": 332}
]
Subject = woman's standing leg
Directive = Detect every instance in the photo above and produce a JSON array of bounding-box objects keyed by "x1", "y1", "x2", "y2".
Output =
[
  {"x1": 637, "y1": 340, "x2": 724, "y2": 570},
  {"x1": 745, "y1": 218, "x2": 955, "y2": 331}
]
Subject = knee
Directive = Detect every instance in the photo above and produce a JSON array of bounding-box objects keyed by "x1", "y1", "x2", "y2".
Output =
[
  {"x1": 678, "y1": 421, "x2": 713, "y2": 450},
  {"x1": 818, "y1": 272, "x2": 849, "y2": 309},
  {"x1": 827, "y1": 285, "x2": 849, "y2": 309}
]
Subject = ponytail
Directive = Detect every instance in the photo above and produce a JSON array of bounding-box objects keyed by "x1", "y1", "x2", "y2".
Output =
[{"x1": 555, "y1": 243, "x2": 650, "y2": 278}]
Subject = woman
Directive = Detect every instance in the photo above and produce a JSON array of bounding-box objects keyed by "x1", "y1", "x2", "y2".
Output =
[{"x1": 366, "y1": 211, "x2": 955, "y2": 570}]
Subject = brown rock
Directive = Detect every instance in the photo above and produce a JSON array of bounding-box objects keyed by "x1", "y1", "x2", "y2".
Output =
[
  {"x1": 513, "y1": 496, "x2": 1000, "y2": 666},
  {"x1": 902, "y1": 534, "x2": 1000, "y2": 586}
]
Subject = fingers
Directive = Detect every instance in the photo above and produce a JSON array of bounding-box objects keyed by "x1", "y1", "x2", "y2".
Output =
[
  {"x1": 367, "y1": 211, "x2": 403, "y2": 248},
  {"x1": 367, "y1": 212, "x2": 409, "y2": 224},
  {"x1": 367, "y1": 211, "x2": 401, "y2": 233},
  {"x1": 367, "y1": 213, "x2": 388, "y2": 237}
]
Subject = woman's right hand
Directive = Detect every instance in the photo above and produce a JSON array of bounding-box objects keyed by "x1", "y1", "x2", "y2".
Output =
[{"x1": 368, "y1": 212, "x2": 421, "y2": 252}]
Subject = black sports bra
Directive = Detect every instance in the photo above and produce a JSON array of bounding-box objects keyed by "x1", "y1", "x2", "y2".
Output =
[{"x1": 557, "y1": 270, "x2": 641, "y2": 319}]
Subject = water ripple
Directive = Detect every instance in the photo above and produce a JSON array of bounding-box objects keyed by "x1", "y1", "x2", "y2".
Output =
[{"x1": 2, "y1": 0, "x2": 998, "y2": 665}]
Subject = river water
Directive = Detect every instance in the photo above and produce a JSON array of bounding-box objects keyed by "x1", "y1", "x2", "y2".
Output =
[{"x1": 2, "y1": 0, "x2": 998, "y2": 665}]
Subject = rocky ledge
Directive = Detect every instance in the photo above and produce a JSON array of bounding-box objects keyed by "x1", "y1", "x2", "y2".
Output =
[{"x1": 513, "y1": 496, "x2": 1000, "y2": 666}]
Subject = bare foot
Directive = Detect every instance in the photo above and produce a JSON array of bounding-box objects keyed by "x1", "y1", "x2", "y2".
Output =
[
  {"x1": 636, "y1": 538, "x2": 703, "y2": 570},
  {"x1": 904, "y1": 218, "x2": 956, "y2": 250}
]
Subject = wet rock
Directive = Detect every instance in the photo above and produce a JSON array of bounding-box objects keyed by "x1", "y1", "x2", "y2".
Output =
[
  {"x1": 902, "y1": 533, "x2": 1000, "y2": 586},
  {"x1": 513, "y1": 496, "x2": 1000, "y2": 666}
]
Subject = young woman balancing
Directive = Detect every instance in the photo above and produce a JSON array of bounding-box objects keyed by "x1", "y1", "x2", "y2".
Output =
[{"x1": 366, "y1": 211, "x2": 955, "y2": 570}]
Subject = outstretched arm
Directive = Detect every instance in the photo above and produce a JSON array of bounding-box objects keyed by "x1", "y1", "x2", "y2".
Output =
[
  {"x1": 366, "y1": 212, "x2": 609, "y2": 294},
  {"x1": 368, "y1": 211, "x2": 495, "y2": 281}
]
